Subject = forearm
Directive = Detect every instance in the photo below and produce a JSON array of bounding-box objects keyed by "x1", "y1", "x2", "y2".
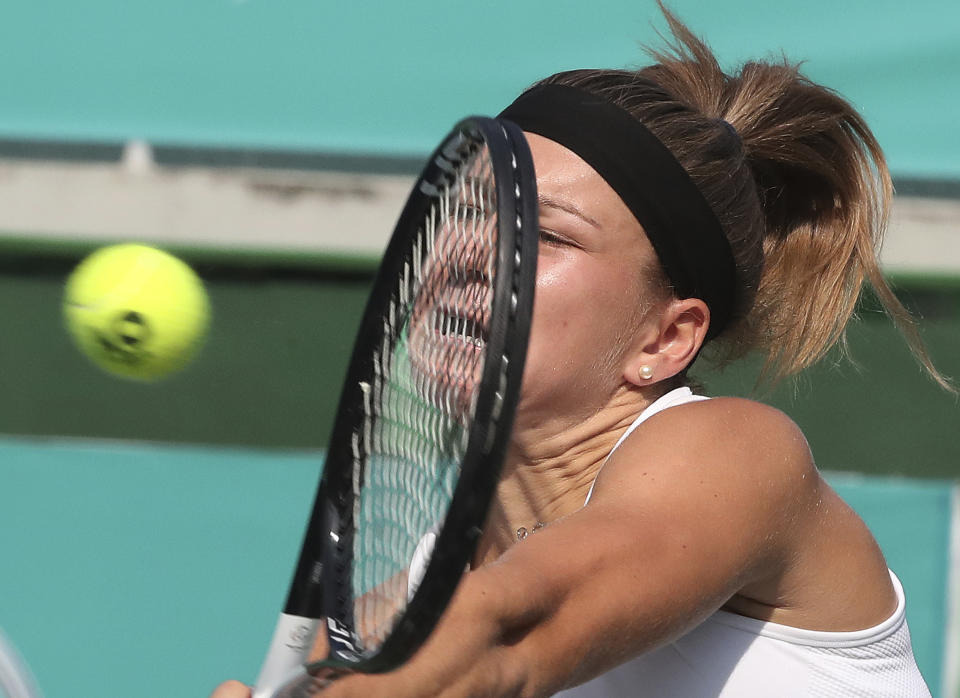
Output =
[
  {"x1": 420, "y1": 526, "x2": 653, "y2": 697},
  {"x1": 309, "y1": 570, "x2": 526, "y2": 698},
  {"x1": 456, "y1": 510, "x2": 747, "y2": 696}
]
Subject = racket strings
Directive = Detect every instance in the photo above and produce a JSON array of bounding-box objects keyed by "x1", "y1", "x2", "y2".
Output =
[{"x1": 351, "y1": 141, "x2": 500, "y2": 649}]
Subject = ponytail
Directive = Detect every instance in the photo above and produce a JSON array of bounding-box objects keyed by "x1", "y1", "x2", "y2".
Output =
[{"x1": 539, "y1": 3, "x2": 953, "y2": 390}]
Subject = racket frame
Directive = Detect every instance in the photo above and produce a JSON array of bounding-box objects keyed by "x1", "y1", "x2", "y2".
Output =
[{"x1": 254, "y1": 116, "x2": 537, "y2": 693}]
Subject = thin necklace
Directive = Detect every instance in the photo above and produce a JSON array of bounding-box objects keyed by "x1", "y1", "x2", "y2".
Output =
[{"x1": 516, "y1": 521, "x2": 545, "y2": 540}]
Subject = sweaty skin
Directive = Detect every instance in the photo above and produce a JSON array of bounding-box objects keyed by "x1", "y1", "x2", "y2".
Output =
[{"x1": 211, "y1": 134, "x2": 895, "y2": 698}]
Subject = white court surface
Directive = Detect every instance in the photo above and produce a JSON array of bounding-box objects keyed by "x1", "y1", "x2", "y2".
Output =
[{"x1": 0, "y1": 149, "x2": 959, "y2": 274}]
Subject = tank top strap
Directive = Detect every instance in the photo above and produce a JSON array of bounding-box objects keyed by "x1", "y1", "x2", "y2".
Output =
[{"x1": 584, "y1": 387, "x2": 710, "y2": 505}]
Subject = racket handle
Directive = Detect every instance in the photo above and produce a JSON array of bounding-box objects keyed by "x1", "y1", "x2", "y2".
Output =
[
  {"x1": 252, "y1": 613, "x2": 319, "y2": 698},
  {"x1": 0, "y1": 629, "x2": 43, "y2": 698}
]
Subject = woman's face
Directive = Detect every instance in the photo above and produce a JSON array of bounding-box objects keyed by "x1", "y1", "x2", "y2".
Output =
[{"x1": 517, "y1": 133, "x2": 664, "y2": 432}]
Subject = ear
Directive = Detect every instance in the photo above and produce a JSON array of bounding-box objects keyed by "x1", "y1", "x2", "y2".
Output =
[{"x1": 623, "y1": 298, "x2": 710, "y2": 387}]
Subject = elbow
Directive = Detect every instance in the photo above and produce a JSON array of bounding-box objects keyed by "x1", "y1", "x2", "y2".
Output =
[{"x1": 439, "y1": 569, "x2": 552, "y2": 697}]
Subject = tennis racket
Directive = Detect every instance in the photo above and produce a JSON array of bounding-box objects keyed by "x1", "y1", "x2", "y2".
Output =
[
  {"x1": 252, "y1": 116, "x2": 538, "y2": 697},
  {"x1": 0, "y1": 629, "x2": 43, "y2": 698}
]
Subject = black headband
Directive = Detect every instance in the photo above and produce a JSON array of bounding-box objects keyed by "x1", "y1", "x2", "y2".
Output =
[{"x1": 499, "y1": 83, "x2": 737, "y2": 340}]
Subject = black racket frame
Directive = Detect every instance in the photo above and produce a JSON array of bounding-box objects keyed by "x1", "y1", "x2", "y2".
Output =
[{"x1": 283, "y1": 116, "x2": 538, "y2": 677}]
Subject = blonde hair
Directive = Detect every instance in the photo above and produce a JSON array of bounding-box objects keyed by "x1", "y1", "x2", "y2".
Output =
[{"x1": 539, "y1": 4, "x2": 952, "y2": 390}]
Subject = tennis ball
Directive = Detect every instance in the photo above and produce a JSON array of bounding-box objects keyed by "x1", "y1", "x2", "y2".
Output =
[{"x1": 63, "y1": 244, "x2": 210, "y2": 381}]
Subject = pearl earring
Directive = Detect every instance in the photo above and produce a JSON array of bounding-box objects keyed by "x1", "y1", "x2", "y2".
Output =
[{"x1": 638, "y1": 365, "x2": 654, "y2": 380}]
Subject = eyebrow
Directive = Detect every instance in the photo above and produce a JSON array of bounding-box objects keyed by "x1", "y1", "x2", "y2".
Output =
[
  {"x1": 538, "y1": 194, "x2": 602, "y2": 229},
  {"x1": 458, "y1": 175, "x2": 602, "y2": 230}
]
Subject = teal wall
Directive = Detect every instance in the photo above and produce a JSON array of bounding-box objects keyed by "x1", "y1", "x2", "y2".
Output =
[
  {"x1": 0, "y1": 0, "x2": 958, "y2": 178},
  {"x1": 0, "y1": 439, "x2": 953, "y2": 697},
  {"x1": 2, "y1": 250, "x2": 959, "y2": 478},
  {"x1": 831, "y1": 474, "x2": 955, "y2": 696}
]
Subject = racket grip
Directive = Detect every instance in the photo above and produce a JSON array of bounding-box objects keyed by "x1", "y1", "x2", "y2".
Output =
[
  {"x1": 0, "y1": 629, "x2": 43, "y2": 698},
  {"x1": 252, "y1": 613, "x2": 319, "y2": 698}
]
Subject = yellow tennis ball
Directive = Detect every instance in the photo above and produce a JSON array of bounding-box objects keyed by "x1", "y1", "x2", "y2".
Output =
[{"x1": 63, "y1": 244, "x2": 210, "y2": 381}]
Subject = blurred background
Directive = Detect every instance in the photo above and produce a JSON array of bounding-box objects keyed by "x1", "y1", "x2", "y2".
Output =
[{"x1": 0, "y1": 0, "x2": 957, "y2": 696}]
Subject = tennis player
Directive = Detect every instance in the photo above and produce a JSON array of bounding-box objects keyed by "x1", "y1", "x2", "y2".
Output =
[{"x1": 213, "y1": 5, "x2": 947, "y2": 696}]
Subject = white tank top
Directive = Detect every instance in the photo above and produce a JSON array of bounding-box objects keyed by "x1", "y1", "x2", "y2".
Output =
[{"x1": 556, "y1": 387, "x2": 931, "y2": 697}]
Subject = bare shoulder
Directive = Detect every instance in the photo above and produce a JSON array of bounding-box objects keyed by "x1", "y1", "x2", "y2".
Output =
[
  {"x1": 685, "y1": 397, "x2": 808, "y2": 453},
  {"x1": 637, "y1": 396, "x2": 812, "y2": 472},
  {"x1": 650, "y1": 395, "x2": 805, "y2": 439},
  {"x1": 591, "y1": 396, "x2": 819, "y2": 523}
]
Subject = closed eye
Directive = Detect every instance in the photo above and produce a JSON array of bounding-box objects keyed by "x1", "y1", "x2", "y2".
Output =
[{"x1": 539, "y1": 229, "x2": 574, "y2": 247}]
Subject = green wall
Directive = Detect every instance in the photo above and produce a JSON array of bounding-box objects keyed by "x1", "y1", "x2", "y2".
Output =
[
  {"x1": 0, "y1": 248, "x2": 369, "y2": 449},
  {"x1": 1, "y1": 245, "x2": 958, "y2": 478},
  {"x1": 704, "y1": 283, "x2": 960, "y2": 479}
]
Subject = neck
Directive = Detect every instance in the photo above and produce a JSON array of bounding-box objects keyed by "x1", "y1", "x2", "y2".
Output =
[{"x1": 472, "y1": 384, "x2": 664, "y2": 565}]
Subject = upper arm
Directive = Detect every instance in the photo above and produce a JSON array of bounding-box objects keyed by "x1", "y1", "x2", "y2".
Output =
[{"x1": 466, "y1": 398, "x2": 819, "y2": 694}]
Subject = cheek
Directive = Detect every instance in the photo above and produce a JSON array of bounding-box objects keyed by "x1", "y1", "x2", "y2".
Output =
[
  {"x1": 532, "y1": 267, "x2": 583, "y2": 343},
  {"x1": 533, "y1": 254, "x2": 636, "y2": 340},
  {"x1": 523, "y1": 254, "x2": 640, "y2": 386}
]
